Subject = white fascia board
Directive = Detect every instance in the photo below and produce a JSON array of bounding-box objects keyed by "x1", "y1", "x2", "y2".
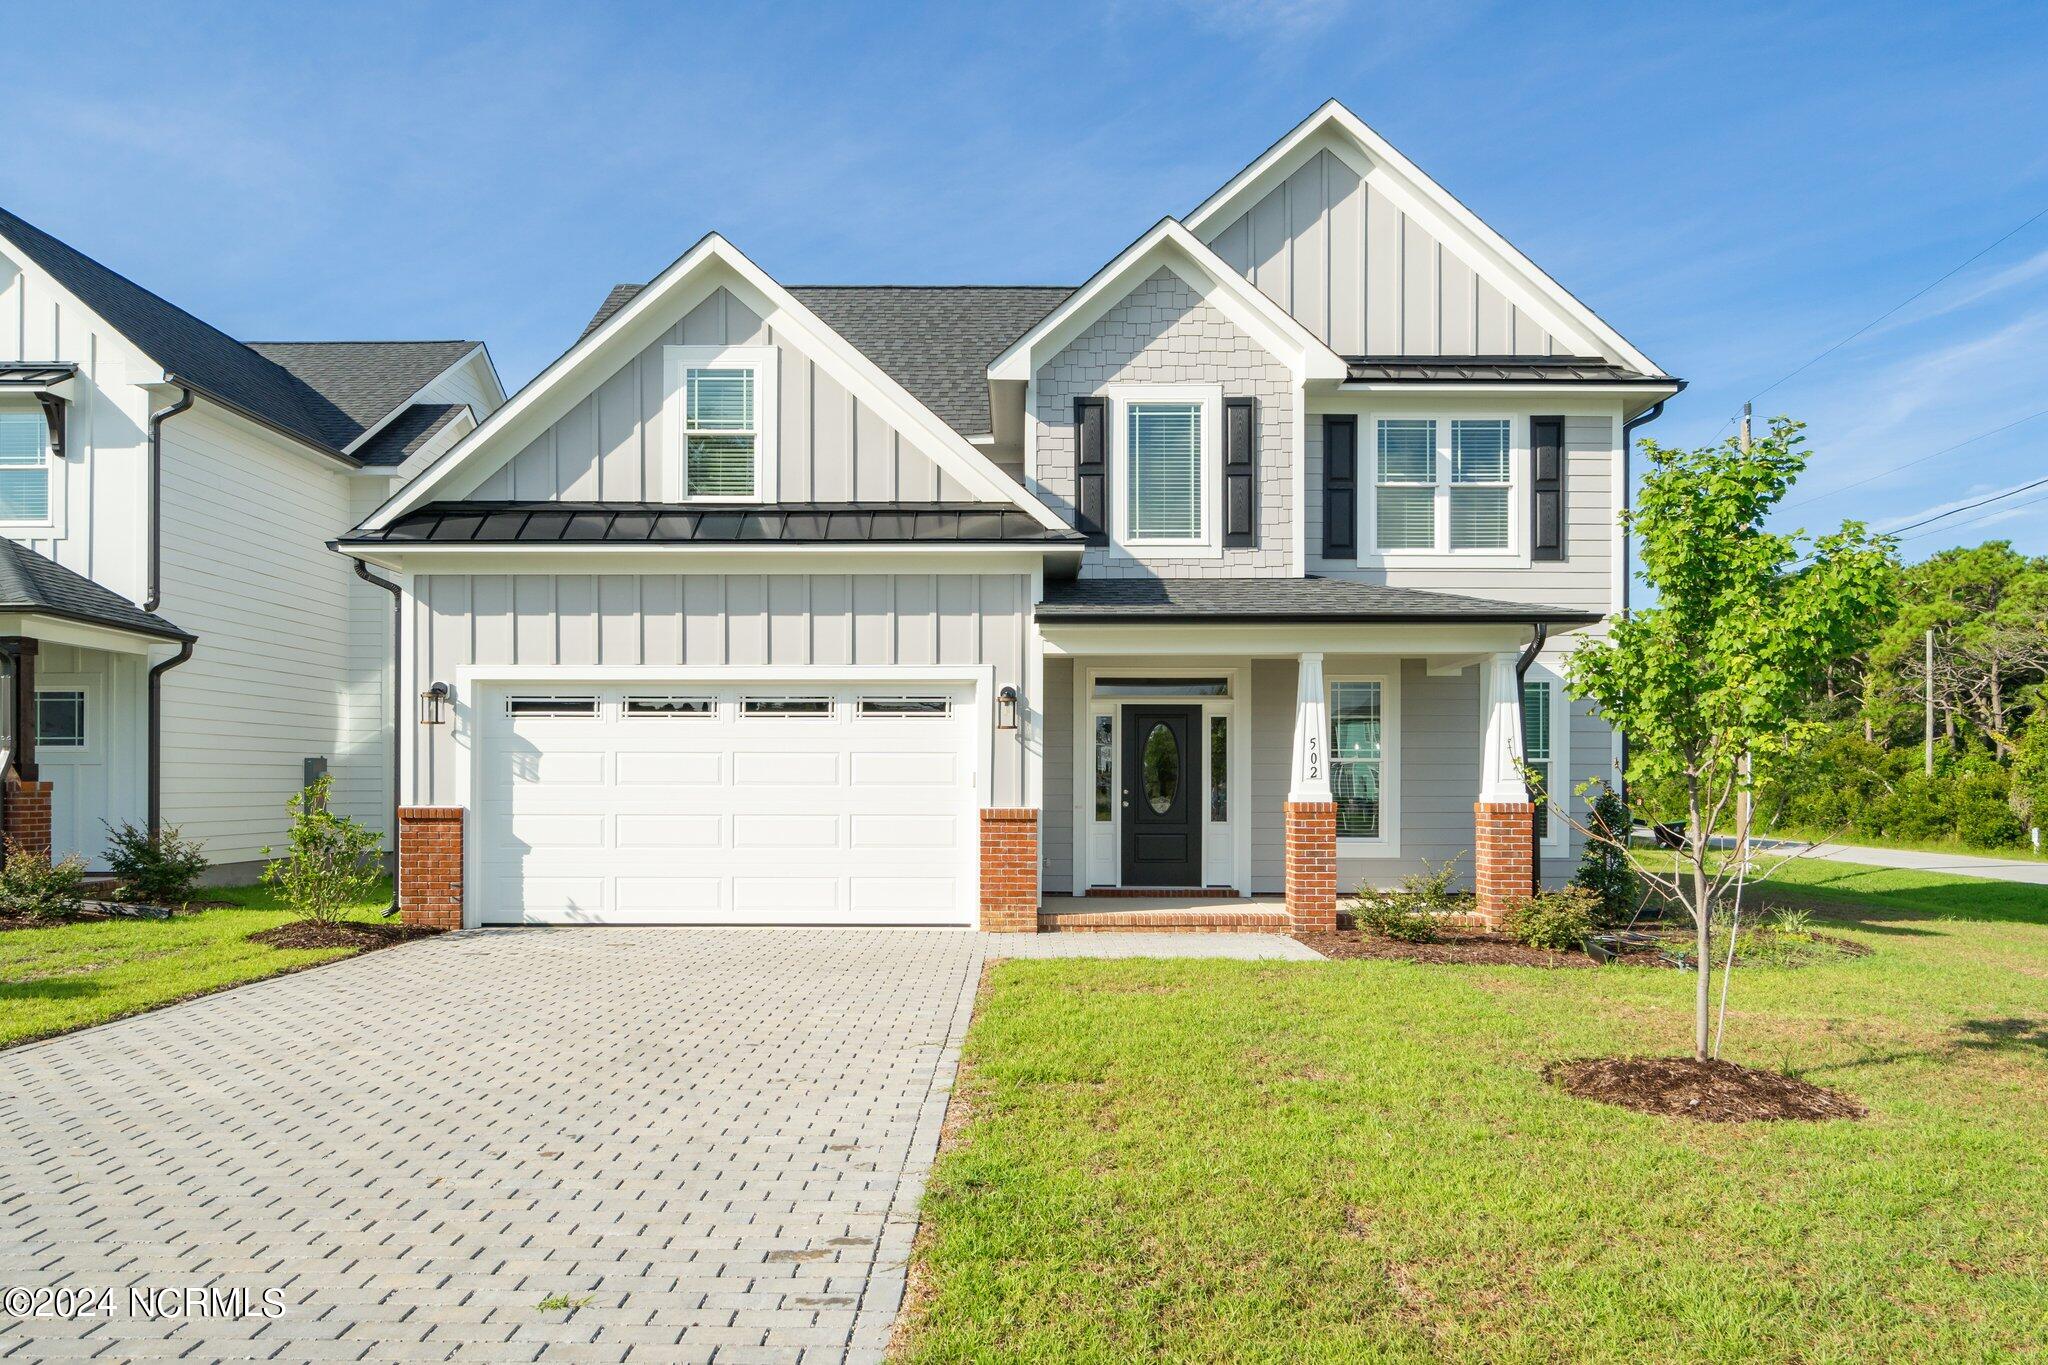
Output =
[
  {"x1": 1340, "y1": 381, "x2": 1683, "y2": 398},
  {"x1": 0, "y1": 613, "x2": 169, "y2": 656},
  {"x1": 1184, "y1": 101, "x2": 1664, "y2": 378},
  {"x1": 363, "y1": 234, "x2": 1064, "y2": 532},
  {"x1": 335, "y1": 545, "x2": 1061, "y2": 577},
  {"x1": 340, "y1": 343, "x2": 494, "y2": 456},
  {"x1": 989, "y1": 219, "x2": 1346, "y2": 386}
]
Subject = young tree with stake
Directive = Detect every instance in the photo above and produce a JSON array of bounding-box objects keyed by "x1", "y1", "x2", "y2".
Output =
[{"x1": 1566, "y1": 417, "x2": 1893, "y2": 1060}]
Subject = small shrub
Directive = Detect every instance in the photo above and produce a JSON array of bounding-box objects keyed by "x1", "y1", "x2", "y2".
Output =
[
  {"x1": 0, "y1": 838, "x2": 88, "y2": 922},
  {"x1": 1353, "y1": 858, "x2": 1463, "y2": 943},
  {"x1": 1501, "y1": 886, "x2": 1600, "y2": 952},
  {"x1": 103, "y1": 820, "x2": 209, "y2": 905},
  {"x1": 261, "y1": 775, "x2": 383, "y2": 925},
  {"x1": 1571, "y1": 786, "x2": 1638, "y2": 926}
]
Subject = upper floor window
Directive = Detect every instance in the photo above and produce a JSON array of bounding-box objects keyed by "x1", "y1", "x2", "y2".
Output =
[
  {"x1": 1127, "y1": 402, "x2": 1202, "y2": 540},
  {"x1": 0, "y1": 407, "x2": 52, "y2": 524},
  {"x1": 1372, "y1": 416, "x2": 1516, "y2": 554},
  {"x1": 665, "y1": 346, "x2": 777, "y2": 502}
]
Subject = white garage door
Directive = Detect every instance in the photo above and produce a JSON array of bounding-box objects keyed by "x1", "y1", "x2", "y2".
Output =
[{"x1": 476, "y1": 684, "x2": 977, "y2": 925}]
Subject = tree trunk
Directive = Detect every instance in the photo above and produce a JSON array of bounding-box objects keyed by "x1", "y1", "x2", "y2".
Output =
[{"x1": 1688, "y1": 785, "x2": 1711, "y2": 1062}]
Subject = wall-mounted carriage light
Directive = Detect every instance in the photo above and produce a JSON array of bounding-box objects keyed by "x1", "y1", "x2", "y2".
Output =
[
  {"x1": 996, "y1": 685, "x2": 1020, "y2": 731},
  {"x1": 419, "y1": 682, "x2": 450, "y2": 726}
]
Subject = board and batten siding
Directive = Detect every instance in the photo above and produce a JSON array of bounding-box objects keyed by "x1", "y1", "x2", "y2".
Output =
[
  {"x1": 409, "y1": 571, "x2": 1034, "y2": 806},
  {"x1": 471, "y1": 287, "x2": 975, "y2": 504},
  {"x1": 1204, "y1": 147, "x2": 1562, "y2": 358}
]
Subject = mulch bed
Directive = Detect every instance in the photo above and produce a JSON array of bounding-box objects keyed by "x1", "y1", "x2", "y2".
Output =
[
  {"x1": 1297, "y1": 929, "x2": 1660, "y2": 967},
  {"x1": 248, "y1": 920, "x2": 438, "y2": 951},
  {"x1": 1544, "y1": 1055, "x2": 1867, "y2": 1122},
  {"x1": 0, "y1": 900, "x2": 235, "y2": 935}
]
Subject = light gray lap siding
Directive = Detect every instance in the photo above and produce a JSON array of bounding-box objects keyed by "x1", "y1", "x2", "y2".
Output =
[
  {"x1": 1041, "y1": 657, "x2": 1074, "y2": 895},
  {"x1": 409, "y1": 571, "x2": 1032, "y2": 805},
  {"x1": 1032, "y1": 268, "x2": 1293, "y2": 578}
]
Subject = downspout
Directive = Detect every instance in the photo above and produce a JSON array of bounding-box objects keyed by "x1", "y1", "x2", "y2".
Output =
[
  {"x1": 353, "y1": 558, "x2": 404, "y2": 918},
  {"x1": 1614, "y1": 398, "x2": 1668, "y2": 802},
  {"x1": 1515, "y1": 622, "x2": 1549, "y2": 894},
  {"x1": 147, "y1": 640, "x2": 195, "y2": 835},
  {"x1": 144, "y1": 383, "x2": 194, "y2": 612}
]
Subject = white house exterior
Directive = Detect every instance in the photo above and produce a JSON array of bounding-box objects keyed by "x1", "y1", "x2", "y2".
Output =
[
  {"x1": 0, "y1": 206, "x2": 504, "y2": 878},
  {"x1": 344, "y1": 102, "x2": 1680, "y2": 933}
]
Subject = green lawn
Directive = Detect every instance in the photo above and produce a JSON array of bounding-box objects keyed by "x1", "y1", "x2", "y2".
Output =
[
  {"x1": 898, "y1": 862, "x2": 2048, "y2": 1362},
  {"x1": 0, "y1": 883, "x2": 396, "y2": 1049}
]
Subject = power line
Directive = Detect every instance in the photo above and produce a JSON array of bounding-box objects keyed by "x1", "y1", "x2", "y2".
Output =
[
  {"x1": 1786, "y1": 406, "x2": 2048, "y2": 509},
  {"x1": 1714, "y1": 201, "x2": 2048, "y2": 436},
  {"x1": 1899, "y1": 486, "x2": 2048, "y2": 543},
  {"x1": 1883, "y1": 472, "x2": 2048, "y2": 538}
]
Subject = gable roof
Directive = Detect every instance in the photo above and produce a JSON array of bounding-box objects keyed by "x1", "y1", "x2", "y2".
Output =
[
  {"x1": 0, "y1": 538, "x2": 193, "y2": 642},
  {"x1": 584, "y1": 284, "x2": 1073, "y2": 438},
  {"x1": 352, "y1": 402, "x2": 471, "y2": 468},
  {"x1": 0, "y1": 204, "x2": 485, "y2": 459}
]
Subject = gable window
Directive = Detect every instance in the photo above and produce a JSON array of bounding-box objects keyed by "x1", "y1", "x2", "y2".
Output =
[
  {"x1": 1127, "y1": 403, "x2": 1202, "y2": 540},
  {"x1": 1370, "y1": 416, "x2": 1518, "y2": 554},
  {"x1": 665, "y1": 345, "x2": 777, "y2": 503},
  {"x1": 0, "y1": 407, "x2": 52, "y2": 524}
]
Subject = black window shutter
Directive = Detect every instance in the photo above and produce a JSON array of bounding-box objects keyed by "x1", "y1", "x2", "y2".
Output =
[
  {"x1": 1530, "y1": 415, "x2": 1565, "y2": 561},
  {"x1": 1223, "y1": 397, "x2": 1256, "y2": 547},
  {"x1": 1074, "y1": 397, "x2": 1107, "y2": 545},
  {"x1": 1321, "y1": 415, "x2": 1357, "y2": 559}
]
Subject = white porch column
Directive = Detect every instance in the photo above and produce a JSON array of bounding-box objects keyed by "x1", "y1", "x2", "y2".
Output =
[
  {"x1": 1479, "y1": 651, "x2": 1527, "y2": 803},
  {"x1": 1289, "y1": 651, "x2": 1332, "y2": 802}
]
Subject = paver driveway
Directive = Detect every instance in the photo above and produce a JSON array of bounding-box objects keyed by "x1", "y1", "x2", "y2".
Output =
[{"x1": 0, "y1": 927, "x2": 1314, "y2": 1362}]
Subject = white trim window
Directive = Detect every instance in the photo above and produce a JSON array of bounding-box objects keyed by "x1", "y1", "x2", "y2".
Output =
[
  {"x1": 36, "y1": 688, "x2": 86, "y2": 750},
  {"x1": 664, "y1": 345, "x2": 778, "y2": 503},
  {"x1": 1521, "y1": 672, "x2": 1570, "y2": 850},
  {"x1": 1110, "y1": 385, "x2": 1222, "y2": 557},
  {"x1": 1329, "y1": 679, "x2": 1384, "y2": 840},
  {"x1": 1370, "y1": 415, "x2": 1519, "y2": 555},
  {"x1": 0, "y1": 405, "x2": 53, "y2": 526}
]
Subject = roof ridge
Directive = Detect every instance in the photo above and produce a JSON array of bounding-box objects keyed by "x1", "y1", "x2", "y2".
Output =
[
  {"x1": 245, "y1": 339, "x2": 478, "y2": 347},
  {"x1": 788, "y1": 283, "x2": 1075, "y2": 291}
]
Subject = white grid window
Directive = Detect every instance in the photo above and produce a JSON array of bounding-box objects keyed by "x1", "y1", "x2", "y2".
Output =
[
  {"x1": 0, "y1": 408, "x2": 51, "y2": 524},
  {"x1": 684, "y1": 367, "x2": 757, "y2": 497},
  {"x1": 1450, "y1": 420, "x2": 1511, "y2": 550},
  {"x1": 1329, "y1": 681, "x2": 1383, "y2": 839},
  {"x1": 1372, "y1": 417, "x2": 1517, "y2": 554},
  {"x1": 1374, "y1": 419, "x2": 1436, "y2": 550},
  {"x1": 1523, "y1": 680, "x2": 1552, "y2": 840},
  {"x1": 36, "y1": 690, "x2": 84, "y2": 749}
]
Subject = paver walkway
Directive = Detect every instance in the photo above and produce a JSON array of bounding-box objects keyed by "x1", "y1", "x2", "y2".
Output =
[{"x1": 0, "y1": 927, "x2": 1313, "y2": 1362}]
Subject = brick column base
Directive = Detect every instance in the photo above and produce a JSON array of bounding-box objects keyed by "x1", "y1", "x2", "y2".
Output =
[
  {"x1": 1474, "y1": 801, "x2": 1535, "y2": 926},
  {"x1": 979, "y1": 808, "x2": 1039, "y2": 933},
  {"x1": 4, "y1": 776, "x2": 53, "y2": 860},
  {"x1": 397, "y1": 806, "x2": 464, "y2": 930},
  {"x1": 1284, "y1": 800, "x2": 1338, "y2": 933}
]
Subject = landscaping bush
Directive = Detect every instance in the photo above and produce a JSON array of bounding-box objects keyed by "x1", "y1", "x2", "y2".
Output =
[
  {"x1": 0, "y1": 838, "x2": 88, "y2": 922},
  {"x1": 261, "y1": 775, "x2": 383, "y2": 925},
  {"x1": 1571, "y1": 787, "x2": 1637, "y2": 925},
  {"x1": 1352, "y1": 858, "x2": 1463, "y2": 943},
  {"x1": 1500, "y1": 886, "x2": 1599, "y2": 951},
  {"x1": 102, "y1": 820, "x2": 209, "y2": 905}
]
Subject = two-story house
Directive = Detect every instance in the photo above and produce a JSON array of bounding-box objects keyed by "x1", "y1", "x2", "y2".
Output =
[
  {"x1": 344, "y1": 101, "x2": 1680, "y2": 933},
  {"x1": 0, "y1": 206, "x2": 504, "y2": 878}
]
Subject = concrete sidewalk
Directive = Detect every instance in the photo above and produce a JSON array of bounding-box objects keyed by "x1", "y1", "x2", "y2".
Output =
[{"x1": 1737, "y1": 836, "x2": 2048, "y2": 887}]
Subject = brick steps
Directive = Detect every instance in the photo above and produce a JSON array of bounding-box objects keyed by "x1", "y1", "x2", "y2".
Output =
[
  {"x1": 1082, "y1": 886, "x2": 1241, "y2": 898},
  {"x1": 1037, "y1": 906, "x2": 1291, "y2": 934}
]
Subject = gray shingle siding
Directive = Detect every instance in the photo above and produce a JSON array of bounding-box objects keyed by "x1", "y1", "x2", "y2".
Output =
[{"x1": 1033, "y1": 269, "x2": 1293, "y2": 578}]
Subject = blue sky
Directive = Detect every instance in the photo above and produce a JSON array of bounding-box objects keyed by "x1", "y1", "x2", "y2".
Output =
[{"x1": 3, "y1": 0, "x2": 2044, "y2": 559}]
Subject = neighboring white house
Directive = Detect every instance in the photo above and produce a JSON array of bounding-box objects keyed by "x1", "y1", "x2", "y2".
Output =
[
  {"x1": 343, "y1": 101, "x2": 1681, "y2": 934},
  {"x1": 0, "y1": 205, "x2": 504, "y2": 878}
]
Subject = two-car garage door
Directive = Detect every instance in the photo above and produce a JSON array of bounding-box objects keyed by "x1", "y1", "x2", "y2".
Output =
[{"x1": 476, "y1": 684, "x2": 977, "y2": 925}]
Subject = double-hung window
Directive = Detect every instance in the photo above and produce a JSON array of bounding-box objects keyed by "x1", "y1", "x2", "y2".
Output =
[
  {"x1": 0, "y1": 407, "x2": 52, "y2": 524},
  {"x1": 1521, "y1": 679, "x2": 1553, "y2": 839},
  {"x1": 1371, "y1": 416, "x2": 1515, "y2": 553},
  {"x1": 1329, "y1": 681, "x2": 1383, "y2": 839},
  {"x1": 1126, "y1": 402, "x2": 1203, "y2": 541},
  {"x1": 666, "y1": 346, "x2": 776, "y2": 502}
]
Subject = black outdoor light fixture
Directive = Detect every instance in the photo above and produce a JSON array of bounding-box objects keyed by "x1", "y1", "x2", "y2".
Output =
[
  {"x1": 419, "y1": 682, "x2": 450, "y2": 726},
  {"x1": 996, "y1": 685, "x2": 1019, "y2": 730}
]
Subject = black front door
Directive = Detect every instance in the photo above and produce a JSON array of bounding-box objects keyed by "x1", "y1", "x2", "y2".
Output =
[{"x1": 1121, "y1": 704, "x2": 1202, "y2": 887}]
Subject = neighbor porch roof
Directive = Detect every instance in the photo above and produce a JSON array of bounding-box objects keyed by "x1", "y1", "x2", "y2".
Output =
[{"x1": 0, "y1": 539, "x2": 193, "y2": 642}]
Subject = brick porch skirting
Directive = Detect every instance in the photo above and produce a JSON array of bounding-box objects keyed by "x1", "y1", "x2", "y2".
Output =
[
  {"x1": 978, "y1": 808, "x2": 1039, "y2": 933},
  {"x1": 398, "y1": 806, "x2": 465, "y2": 930},
  {"x1": 4, "y1": 776, "x2": 52, "y2": 860},
  {"x1": 1473, "y1": 801, "x2": 1536, "y2": 925},
  {"x1": 1283, "y1": 800, "x2": 1338, "y2": 933}
]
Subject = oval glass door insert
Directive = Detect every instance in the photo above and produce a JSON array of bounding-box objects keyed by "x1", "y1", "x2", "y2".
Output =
[{"x1": 1142, "y1": 722, "x2": 1180, "y2": 814}]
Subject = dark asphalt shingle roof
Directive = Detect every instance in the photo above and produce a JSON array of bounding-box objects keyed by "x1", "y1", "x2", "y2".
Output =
[
  {"x1": 582, "y1": 284, "x2": 1074, "y2": 439},
  {"x1": 0, "y1": 204, "x2": 478, "y2": 456},
  {"x1": 1036, "y1": 576, "x2": 1599, "y2": 624},
  {"x1": 341, "y1": 501, "x2": 1086, "y2": 547},
  {"x1": 0, "y1": 539, "x2": 193, "y2": 641},
  {"x1": 1345, "y1": 355, "x2": 1674, "y2": 384},
  {"x1": 352, "y1": 403, "x2": 469, "y2": 468}
]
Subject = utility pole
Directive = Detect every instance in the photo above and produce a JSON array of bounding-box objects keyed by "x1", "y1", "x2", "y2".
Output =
[
  {"x1": 1735, "y1": 404, "x2": 1754, "y2": 869},
  {"x1": 1925, "y1": 626, "x2": 1936, "y2": 776}
]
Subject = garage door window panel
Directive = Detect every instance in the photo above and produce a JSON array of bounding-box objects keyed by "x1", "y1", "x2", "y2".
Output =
[
  {"x1": 506, "y1": 696, "x2": 598, "y2": 718},
  {"x1": 626, "y1": 696, "x2": 716, "y2": 718},
  {"x1": 743, "y1": 697, "x2": 833, "y2": 717},
  {"x1": 858, "y1": 697, "x2": 951, "y2": 717}
]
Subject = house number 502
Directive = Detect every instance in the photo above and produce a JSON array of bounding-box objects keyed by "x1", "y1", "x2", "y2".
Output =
[{"x1": 1305, "y1": 736, "x2": 1320, "y2": 780}]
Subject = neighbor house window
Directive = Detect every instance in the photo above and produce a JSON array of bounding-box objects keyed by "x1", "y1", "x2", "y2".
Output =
[
  {"x1": 1373, "y1": 417, "x2": 1516, "y2": 553},
  {"x1": 1093, "y1": 715, "x2": 1113, "y2": 822},
  {"x1": 1522, "y1": 680, "x2": 1553, "y2": 840},
  {"x1": 685, "y1": 367, "x2": 757, "y2": 497},
  {"x1": 1329, "y1": 681, "x2": 1383, "y2": 839},
  {"x1": 0, "y1": 408, "x2": 52, "y2": 523},
  {"x1": 1209, "y1": 715, "x2": 1228, "y2": 822},
  {"x1": 36, "y1": 690, "x2": 86, "y2": 749},
  {"x1": 1125, "y1": 402, "x2": 1203, "y2": 541}
]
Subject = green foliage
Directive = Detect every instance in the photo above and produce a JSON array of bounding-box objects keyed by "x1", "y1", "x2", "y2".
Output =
[
  {"x1": 2008, "y1": 707, "x2": 2048, "y2": 830},
  {"x1": 1500, "y1": 886, "x2": 1599, "y2": 951},
  {"x1": 0, "y1": 838, "x2": 88, "y2": 922},
  {"x1": 1570, "y1": 786, "x2": 1638, "y2": 924},
  {"x1": 1352, "y1": 858, "x2": 1463, "y2": 943},
  {"x1": 1753, "y1": 728, "x2": 2027, "y2": 849},
  {"x1": 102, "y1": 821, "x2": 209, "y2": 905},
  {"x1": 260, "y1": 776, "x2": 385, "y2": 925}
]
